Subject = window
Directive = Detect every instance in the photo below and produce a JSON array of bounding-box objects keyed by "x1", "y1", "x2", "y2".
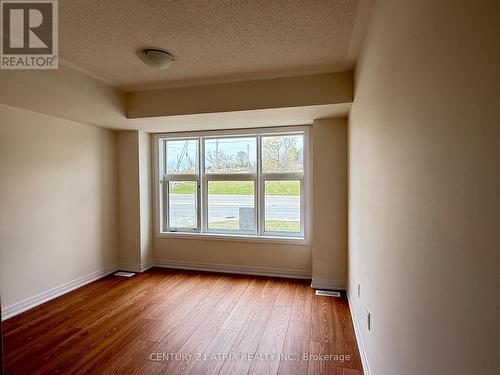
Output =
[
  {"x1": 162, "y1": 138, "x2": 200, "y2": 232},
  {"x1": 155, "y1": 127, "x2": 308, "y2": 241}
]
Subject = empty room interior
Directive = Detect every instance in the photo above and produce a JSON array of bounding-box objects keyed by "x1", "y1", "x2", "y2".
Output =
[{"x1": 0, "y1": 0, "x2": 499, "y2": 374}]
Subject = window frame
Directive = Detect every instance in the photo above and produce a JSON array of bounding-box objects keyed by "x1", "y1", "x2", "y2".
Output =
[
  {"x1": 259, "y1": 131, "x2": 305, "y2": 238},
  {"x1": 162, "y1": 137, "x2": 201, "y2": 232},
  {"x1": 153, "y1": 126, "x2": 310, "y2": 244},
  {"x1": 202, "y1": 133, "x2": 258, "y2": 235}
]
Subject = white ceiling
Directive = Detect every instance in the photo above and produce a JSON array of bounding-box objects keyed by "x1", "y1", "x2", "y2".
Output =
[{"x1": 59, "y1": 0, "x2": 365, "y2": 91}]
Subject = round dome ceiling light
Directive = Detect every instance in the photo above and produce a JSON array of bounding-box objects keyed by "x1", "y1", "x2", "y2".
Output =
[{"x1": 138, "y1": 48, "x2": 175, "y2": 69}]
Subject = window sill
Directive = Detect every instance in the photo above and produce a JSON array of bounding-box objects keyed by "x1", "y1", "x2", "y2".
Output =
[{"x1": 156, "y1": 231, "x2": 309, "y2": 245}]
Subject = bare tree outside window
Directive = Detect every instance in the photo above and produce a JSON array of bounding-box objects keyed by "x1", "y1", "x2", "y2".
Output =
[
  {"x1": 236, "y1": 151, "x2": 249, "y2": 169},
  {"x1": 205, "y1": 137, "x2": 256, "y2": 173},
  {"x1": 262, "y1": 135, "x2": 303, "y2": 173}
]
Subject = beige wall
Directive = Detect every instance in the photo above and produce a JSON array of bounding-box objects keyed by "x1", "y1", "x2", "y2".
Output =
[
  {"x1": 138, "y1": 131, "x2": 153, "y2": 266},
  {"x1": 348, "y1": 1, "x2": 500, "y2": 374},
  {"x1": 0, "y1": 104, "x2": 118, "y2": 309},
  {"x1": 312, "y1": 118, "x2": 347, "y2": 289},
  {"x1": 116, "y1": 131, "x2": 141, "y2": 268},
  {"x1": 153, "y1": 238, "x2": 312, "y2": 276},
  {"x1": 0, "y1": 62, "x2": 127, "y2": 129},
  {"x1": 116, "y1": 130, "x2": 153, "y2": 271}
]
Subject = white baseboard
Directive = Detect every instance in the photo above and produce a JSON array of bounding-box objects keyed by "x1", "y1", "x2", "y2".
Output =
[
  {"x1": 117, "y1": 261, "x2": 154, "y2": 273},
  {"x1": 153, "y1": 259, "x2": 312, "y2": 279},
  {"x1": 311, "y1": 277, "x2": 346, "y2": 290},
  {"x1": 117, "y1": 259, "x2": 154, "y2": 273},
  {"x1": 1, "y1": 264, "x2": 118, "y2": 321},
  {"x1": 141, "y1": 259, "x2": 154, "y2": 272},
  {"x1": 347, "y1": 291, "x2": 372, "y2": 375}
]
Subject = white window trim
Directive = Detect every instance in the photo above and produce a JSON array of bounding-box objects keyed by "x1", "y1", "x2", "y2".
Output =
[
  {"x1": 153, "y1": 125, "x2": 311, "y2": 244},
  {"x1": 162, "y1": 138, "x2": 200, "y2": 233}
]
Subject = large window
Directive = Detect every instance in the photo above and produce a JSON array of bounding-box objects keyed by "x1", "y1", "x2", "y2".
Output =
[{"x1": 155, "y1": 127, "x2": 308, "y2": 240}]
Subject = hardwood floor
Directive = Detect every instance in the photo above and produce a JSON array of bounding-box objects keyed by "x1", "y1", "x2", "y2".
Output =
[{"x1": 2, "y1": 268, "x2": 363, "y2": 375}]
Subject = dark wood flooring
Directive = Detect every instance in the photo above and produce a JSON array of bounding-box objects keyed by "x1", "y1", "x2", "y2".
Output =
[{"x1": 2, "y1": 268, "x2": 363, "y2": 374}]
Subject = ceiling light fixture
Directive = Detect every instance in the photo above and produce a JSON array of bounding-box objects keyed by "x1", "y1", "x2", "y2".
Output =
[{"x1": 138, "y1": 48, "x2": 175, "y2": 69}]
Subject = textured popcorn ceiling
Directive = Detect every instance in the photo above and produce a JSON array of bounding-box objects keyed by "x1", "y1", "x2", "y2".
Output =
[{"x1": 59, "y1": 0, "x2": 362, "y2": 91}]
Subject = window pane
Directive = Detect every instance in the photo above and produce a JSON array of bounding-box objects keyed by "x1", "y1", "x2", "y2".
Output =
[
  {"x1": 207, "y1": 181, "x2": 255, "y2": 232},
  {"x1": 166, "y1": 139, "x2": 198, "y2": 174},
  {"x1": 168, "y1": 181, "x2": 197, "y2": 229},
  {"x1": 205, "y1": 137, "x2": 256, "y2": 174},
  {"x1": 262, "y1": 134, "x2": 304, "y2": 173},
  {"x1": 264, "y1": 180, "x2": 301, "y2": 233}
]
